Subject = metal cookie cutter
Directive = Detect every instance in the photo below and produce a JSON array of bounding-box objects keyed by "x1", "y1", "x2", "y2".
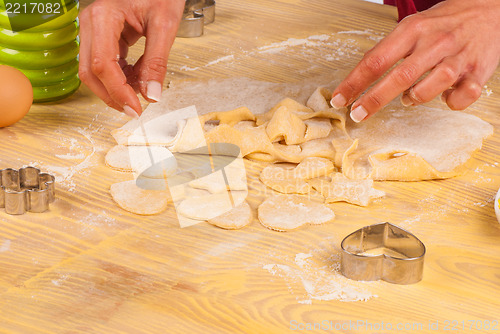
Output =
[
  {"x1": 177, "y1": 0, "x2": 215, "y2": 38},
  {"x1": 340, "y1": 222, "x2": 425, "y2": 284},
  {"x1": 0, "y1": 167, "x2": 55, "y2": 215}
]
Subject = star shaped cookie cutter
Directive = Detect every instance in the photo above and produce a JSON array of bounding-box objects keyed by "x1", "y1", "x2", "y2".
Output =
[
  {"x1": 0, "y1": 167, "x2": 55, "y2": 215},
  {"x1": 340, "y1": 222, "x2": 425, "y2": 284},
  {"x1": 177, "y1": 0, "x2": 215, "y2": 38}
]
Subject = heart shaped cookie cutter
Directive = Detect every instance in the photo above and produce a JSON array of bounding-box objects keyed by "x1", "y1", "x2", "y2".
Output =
[
  {"x1": 0, "y1": 167, "x2": 55, "y2": 215},
  {"x1": 340, "y1": 222, "x2": 425, "y2": 284}
]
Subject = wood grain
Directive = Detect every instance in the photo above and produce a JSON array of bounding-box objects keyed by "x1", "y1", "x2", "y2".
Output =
[{"x1": 0, "y1": 0, "x2": 499, "y2": 333}]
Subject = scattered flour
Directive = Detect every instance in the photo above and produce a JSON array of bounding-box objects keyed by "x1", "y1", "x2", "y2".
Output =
[
  {"x1": 263, "y1": 251, "x2": 377, "y2": 303},
  {"x1": 483, "y1": 85, "x2": 493, "y2": 97},
  {"x1": 55, "y1": 153, "x2": 86, "y2": 160},
  {"x1": 177, "y1": 31, "x2": 376, "y2": 73},
  {"x1": 0, "y1": 239, "x2": 11, "y2": 252},
  {"x1": 29, "y1": 119, "x2": 103, "y2": 192}
]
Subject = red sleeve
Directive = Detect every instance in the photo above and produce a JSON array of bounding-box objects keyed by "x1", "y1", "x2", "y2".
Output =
[{"x1": 384, "y1": 0, "x2": 444, "y2": 21}]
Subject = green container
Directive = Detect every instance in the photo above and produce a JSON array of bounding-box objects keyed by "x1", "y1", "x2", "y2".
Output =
[{"x1": 0, "y1": 0, "x2": 80, "y2": 102}]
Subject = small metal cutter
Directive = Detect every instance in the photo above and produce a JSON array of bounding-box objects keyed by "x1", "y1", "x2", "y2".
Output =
[
  {"x1": 340, "y1": 222, "x2": 425, "y2": 284},
  {"x1": 0, "y1": 167, "x2": 55, "y2": 215},
  {"x1": 177, "y1": 0, "x2": 215, "y2": 38}
]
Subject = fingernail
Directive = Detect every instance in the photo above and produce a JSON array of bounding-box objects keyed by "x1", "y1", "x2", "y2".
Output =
[
  {"x1": 401, "y1": 93, "x2": 414, "y2": 107},
  {"x1": 330, "y1": 93, "x2": 347, "y2": 109},
  {"x1": 350, "y1": 105, "x2": 368, "y2": 123},
  {"x1": 147, "y1": 81, "x2": 162, "y2": 102},
  {"x1": 123, "y1": 105, "x2": 139, "y2": 119}
]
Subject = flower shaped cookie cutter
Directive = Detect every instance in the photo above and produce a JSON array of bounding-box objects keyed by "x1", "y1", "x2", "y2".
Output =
[
  {"x1": 0, "y1": 167, "x2": 55, "y2": 215},
  {"x1": 340, "y1": 222, "x2": 425, "y2": 284},
  {"x1": 177, "y1": 0, "x2": 215, "y2": 38}
]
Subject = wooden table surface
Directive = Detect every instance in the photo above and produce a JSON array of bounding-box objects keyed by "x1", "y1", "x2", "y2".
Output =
[{"x1": 0, "y1": 0, "x2": 499, "y2": 333}]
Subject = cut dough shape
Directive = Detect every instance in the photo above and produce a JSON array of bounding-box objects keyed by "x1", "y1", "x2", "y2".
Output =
[
  {"x1": 105, "y1": 145, "x2": 177, "y2": 179},
  {"x1": 208, "y1": 201, "x2": 253, "y2": 229},
  {"x1": 177, "y1": 191, "x2": 247, "y2": 221},
  {"x1": 309, "y1": 172, "x2": 385, "y2": 207},
  {"x1": 110, "y1": 180, "x2": 170, "y2": 215},
  {"x1": 105, "y1": 145, "x2": 133, "y2": 172},
  {"x1": 258, "y1": 194, "x2": 335, "y2": 231}
]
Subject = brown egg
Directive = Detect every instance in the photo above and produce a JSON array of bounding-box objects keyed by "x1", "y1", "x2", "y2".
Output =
[{"x1": 0, "y1": 65, "x2": 33, "y2": 128}]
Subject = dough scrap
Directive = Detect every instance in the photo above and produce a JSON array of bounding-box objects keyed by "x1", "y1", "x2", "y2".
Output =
[
  {"x1": 111, "y1": 77, "x2": 493, "y2": 182},
  {"x1": 177, "y1": 191, "x2": 247, "y2": 221},
  {"x1": 304, "y1": 118, "x2": 333, "y2": 141},
  {"x1": 110, "y1": 180, "x2": 170, "y2": 215},
  {"x1": 309, "y1": 173, "x2": 385, "y2": 206},
  {"x1": 343, "y1": 101, "x2": 493, "y2": 181},
  {"x1": 256, "y1": 98, "x2": 313, "y2": 126},
  {"x1": 208, "y1": 201, "x2": 253, "y2": 229},
  {"x1": 258, "y1": 194, "x2": 335, "y2": 231},
  {"x1": 200, "y1": 107, "x2": 256, "y2": 126},
  {"x1": 266, "y1": 106, "x2": 307, "y2": 145}
]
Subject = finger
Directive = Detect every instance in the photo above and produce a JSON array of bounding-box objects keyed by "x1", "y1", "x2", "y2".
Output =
[
  {"x1": 90, "y1": 10, "x2": 142, "y2": 115},
  {"x1": 78, "y1": 8, "x2": 122, "y2": 110},
  {"x1": 350, "y1": 52, "x2": 435, "y2": 122},
  {"x1": 442, "y1": 76, "x2": 482, "y2": 110},
  {"x1": 119, "y1": 23, "x2": 143, "y2": 60},
  {"x1": 331, "y1": 19, "x2": 419, "y2": 108},
  {"x1": 138, "y1": 6, "x2": 183, "y2": 102},
  {"x1": 401, "y1": 55, "x2": 463, "y2": 106}
]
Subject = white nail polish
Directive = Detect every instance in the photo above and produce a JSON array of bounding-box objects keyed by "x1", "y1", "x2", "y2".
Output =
[
  {"x1": 401, "y1": 94, "x2": 413, "y2": 107},
  {"x1": 123, "y1": 105, "x2": 139, "y2": 119},
  {"x1": 147, "y1": 81, "x2": 162, "y2": 102},
  {"x1": 330, "y1": 93, "x2": 347, "y2": 109},
  {"x1": 350, "y1": 105, "x2": 368, "y2": 123}
]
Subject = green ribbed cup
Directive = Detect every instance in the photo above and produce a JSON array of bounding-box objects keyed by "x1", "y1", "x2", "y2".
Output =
[{"x1": 0, "y1": 1, "x2": 80, "y2": 102}]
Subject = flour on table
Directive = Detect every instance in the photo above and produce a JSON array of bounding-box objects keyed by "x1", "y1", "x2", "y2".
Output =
[{"x1": 263, "y1": 251, "x2": 377, "y2": 303}]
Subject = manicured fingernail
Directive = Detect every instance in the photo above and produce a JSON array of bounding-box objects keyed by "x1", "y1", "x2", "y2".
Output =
[
  {"x1": 401, "y1": 93, "x2": 414, "y2": 107},
  {"x1": 330, "y1": 93, "x2": 347, "y2": 109},
  {"x1": 123, "y1": 105, "x2": 139, "y2": 119},
  {"x1": 147, "y1": 81, "x2": 162, "y2": 102},
  {"x1": 350, "y1": 105, "x2": 368, "y2": 123}
]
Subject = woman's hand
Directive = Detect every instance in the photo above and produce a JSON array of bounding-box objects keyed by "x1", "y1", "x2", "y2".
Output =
[
  {"x1": 79, "y1": 0, "x2": 185, "y2": 117},
  {"x1": 331, "y1": 0, "x2": 500, "y2": 122}
]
